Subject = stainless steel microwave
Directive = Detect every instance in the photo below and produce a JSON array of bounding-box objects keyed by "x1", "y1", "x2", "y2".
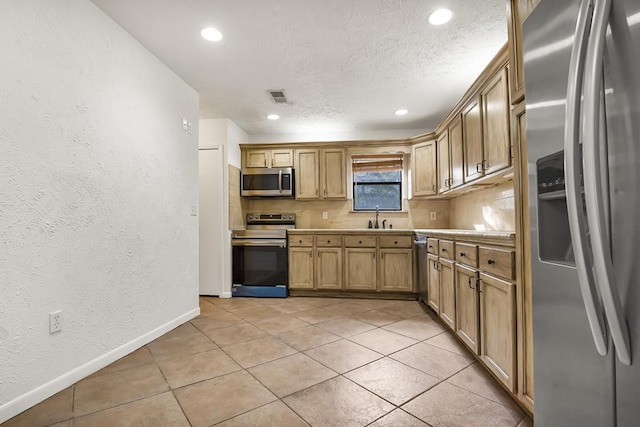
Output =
[{"x1": 240, "y1": 167, "x2": 295, "y2": 197}]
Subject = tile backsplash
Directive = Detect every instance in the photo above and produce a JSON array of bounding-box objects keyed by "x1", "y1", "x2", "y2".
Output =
[
  {"x1": 243, "y1": 198, "x2": 450, "y2": 230},
  {"x1": 228, "y1": 167, "x2": 514, "y2": 231},
  {"x1": 449, "y1": 181, "x2": 515, "y2": 231}
]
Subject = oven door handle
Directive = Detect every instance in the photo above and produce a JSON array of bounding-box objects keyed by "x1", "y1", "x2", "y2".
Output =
[{"x1": 232, "y1": 239, "x2": 287, "y2": 247}]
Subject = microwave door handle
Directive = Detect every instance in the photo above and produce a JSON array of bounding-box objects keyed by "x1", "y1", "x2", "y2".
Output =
[
  {"x1": 278, "y1": 170, "x2": 282, "y2": 193},
  {"x1": 564, "y1": 0, "x2": 609, "y2": 356},
  {"x1": 583, "y1": 0, "x2": 631, "y2": 366}
]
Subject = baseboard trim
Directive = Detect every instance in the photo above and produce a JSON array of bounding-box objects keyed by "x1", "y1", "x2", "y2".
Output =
[
  {"x1": 0, "y1": 307, "x2": 200, "y2": 424},
  {"x1": 220, "y1": 291, "x2": 232, "y2": 299}
]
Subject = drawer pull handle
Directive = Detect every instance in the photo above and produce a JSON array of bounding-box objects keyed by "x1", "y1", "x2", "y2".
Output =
[
  {"x1": 460, "y1": 252, "x2": 466, "y2": 257},
  {"x1": 394, "y1": 241, "x2": 398, "y2": 244},
  {"x1": 359, "y1": 240, "x2": 362, "y2": 244},
  {"x1": 299, "y1": 240, "x2": 302, "y2": 243},
  {"x1": 327, "y1": 240, "x2": 331, "y2": 243},
  {"x1": 442, "y1": 248, "x2": 447, "y2": 253},
  {"x1": 428, "y1": 245, "x2": 433, "y2": 249},
  {"x1": 488, "y1": 259, "x2": 495, "y2": 265}
]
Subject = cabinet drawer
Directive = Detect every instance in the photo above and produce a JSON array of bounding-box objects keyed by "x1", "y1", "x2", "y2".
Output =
[
  {"x1": 379, "y1": 235, "x2": 413, "y2": 248},
  {"x1": 456, "y1": 242, "x2": 479, "y2": 267},
  {"x1": 479, "y1": 246, "x2": 515, "y2": 280},
  {"x1": 289, "y1": 235, "x2": 314, "y2": 247},
  {"x1": 316, "y1": 235, "x2": 342, "y2": 247},
  {"x1": 344, "y1": 235, "x2": 377, "y2": 247},
  {"x1": 439, "y1": 240, "x2": 454, "y2": 259},
  {"x1": 427, "y1": 238, "x2": 439, "y2": 255}
]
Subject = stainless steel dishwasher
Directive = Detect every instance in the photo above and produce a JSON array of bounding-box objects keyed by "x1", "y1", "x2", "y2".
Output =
[{"x1": 414, "y1": 235, "x2": 428, "y2": 304}]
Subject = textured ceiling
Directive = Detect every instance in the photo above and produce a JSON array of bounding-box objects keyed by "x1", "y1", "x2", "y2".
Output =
[{"x1": 90, "y1": 0, "x2": 507, "y2": 137}]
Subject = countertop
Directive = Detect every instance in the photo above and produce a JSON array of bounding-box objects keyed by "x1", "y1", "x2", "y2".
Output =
[{"x1": 287, "y1": 228, "x2": 516, "y2": 244}]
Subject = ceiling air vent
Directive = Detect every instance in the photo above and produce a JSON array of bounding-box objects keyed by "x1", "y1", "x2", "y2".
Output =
[{"x1": 267, "y1": 90, "x2": 288, "y2": 104}]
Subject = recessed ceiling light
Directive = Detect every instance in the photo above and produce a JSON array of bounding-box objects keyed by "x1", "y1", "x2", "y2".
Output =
[
  {"x1": 428, "y1": 8, "x2": 453, "y2": 26},
  {"x1": 395, "y1": 109, "x2": 409, "y2": 116},
  {"x1": 267, "y1": 114, "x2": 280, "y2": 120},
  {"x1": 201, "y1": 27, "x2": 223, "y2": 42}
]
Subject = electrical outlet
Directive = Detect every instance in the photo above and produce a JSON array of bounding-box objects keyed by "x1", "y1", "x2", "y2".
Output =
[
  {"x1": 188, "y1": 122, "x2": 193, "y2": 135},
  {"x1": 182, "y1": 118, "x2": 188, "y2": 131},
  {"x1": 49, "y1": 311, "x2": 62, "y2": 334},
  {"x1": 322, "y1": 211, "x2": 328, "y2": 220},
  {"x1": 430, "y1": 211, "x2": 437, "y2": 220}
]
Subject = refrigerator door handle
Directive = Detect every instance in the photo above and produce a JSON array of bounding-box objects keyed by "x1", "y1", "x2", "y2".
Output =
[
  {"x1": 564, "y1": 0, "x2": 609, "y2": 356},
  {"x1": 583, "y1": 0, "x2": 631, "y2": 366}
]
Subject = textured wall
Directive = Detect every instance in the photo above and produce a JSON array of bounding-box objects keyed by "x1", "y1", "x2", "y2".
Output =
[
  {"x1": 450, "y1": 181, "x2": 516, "y2": 230},
  {"x1": 0, "y1": 0, "x2": 199, "y2": 419}
]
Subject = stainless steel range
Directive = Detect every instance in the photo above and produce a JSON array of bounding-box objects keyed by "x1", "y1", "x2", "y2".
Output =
[{"x1": 231, "y1": 213, "x2": 295, "y2": 297}]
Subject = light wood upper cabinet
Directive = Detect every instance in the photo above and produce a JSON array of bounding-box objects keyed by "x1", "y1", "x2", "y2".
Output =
[
  {"x1": 321, "y1": 148, "x2": 347, "y2": 199},
  {"x1": 437, "y1": 132, "x2": 451, "y2": 193},
  {"x1": 449, "y1": 116, "x2": 465, "y2": 190},
  {"x1": 379, "y1": 249, "x2": 413, "y2": 292},
  {"x1": 427, "y1": 253, "x2": 440, "y2": 313},
  {"x1": 480, "y1": 272, "x2": 517, "y2": 392},
  {"x1": 289, "y1": 247, "x2": 314, "y2": 289},
  {"x1": 244, "y1": 149, "x2": 293, "y2": 168},
  {"x1": 295, "y1": 148, "x2": 346, "y2": 200},
  {"x1": 455, "y1": 264, "x2": 480, "y2": 354},
  {"x1": 295, "y1": 149, "x2": 320, "y2": 199},
  {"x1": 439, "y1": 258, "x2": 456, "y2": 330},
  {"x1": 317, "y1": 248, "x2": 343, "y2": 290},
  {"x1": 482, "y1": 68, "x2": 511, "y2": 175},
  {"x1": 413, "y1": 139, "x2": 438, "y2": 196},
  {"x1": 345, "y1": 248, "x2": 377, "y2": 291},
  {"x1": 507, "y1": 0, "x2": 541, "y2": 104},
  {"x1": 463, "y1": 97, "x2": 484, "y2": 183}
]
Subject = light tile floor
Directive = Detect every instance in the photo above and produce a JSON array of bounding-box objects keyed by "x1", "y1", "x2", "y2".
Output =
[{"x1": 3, "y1": 297, "x2": 534, "y2": 427}]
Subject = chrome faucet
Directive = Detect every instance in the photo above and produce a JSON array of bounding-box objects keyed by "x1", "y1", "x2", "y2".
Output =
[{"x1": 374, "y1": 205, "x2": 380, "y2": 229}]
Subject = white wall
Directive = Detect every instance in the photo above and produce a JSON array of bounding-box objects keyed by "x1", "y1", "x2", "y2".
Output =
[
  {"x1": 0, "y1": 0, "x2": 200, "y2": 421},
  {"x1": 199, "y1": 119, "x2": 247, "y2": 298}
]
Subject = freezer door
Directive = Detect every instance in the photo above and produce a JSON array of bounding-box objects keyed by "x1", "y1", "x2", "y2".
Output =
[
  {"x1": 604, "y1": 0, "x2": 640, "y2": 423},
  {"x1": 523, "y1": 1, "x2": 615, "y2": 425}
]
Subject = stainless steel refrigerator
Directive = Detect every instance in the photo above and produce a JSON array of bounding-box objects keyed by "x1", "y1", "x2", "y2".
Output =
[{"x1": 523, "y1": 0, "x2": 640, "y2": 425}]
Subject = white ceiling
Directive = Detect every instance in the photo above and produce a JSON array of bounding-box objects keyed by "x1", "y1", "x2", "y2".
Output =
[{"x1": 90, "y1": 0, "x2": 507, "y2": 138}]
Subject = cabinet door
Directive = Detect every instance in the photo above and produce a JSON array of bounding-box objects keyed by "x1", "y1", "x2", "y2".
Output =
[
  {"x1": 479, "y1": 273, "x2": 516, "y2": 392},
  {"x1": 507, "y1": 0, "x2": 541, "y2": 104},
  {"x1": 345, "y1": 248, "x2": 377, "y2": 290},
  {"x1": 317, "y1": 248, "x2": 343, "y2": 290},
  {"x1": 455, "y1": 264, "x2": 480, "y2": 354},
  {"x1": 437, "y1": 131, "x2": 451, "y2": 193},
  {"x1": 321, "y1": 148, "x2": 346, "y2": 199},
  {"x1": 271, "y1": 149, "x2": 294, "y2": 167},
  {"x1": 463, "y1": 97, "x2": 483, "y2": 183},
  {"x1": 289, "y1": 247, "x2": 314, "y2": 289},
  {"x1": 482, "y1": 68, "x2": 511, "y2": 175},
  {"x1": 245, "y1": 150, "x2": 269, "y2": 168},
  {"x1": 427, "y1": 253, "x2": 440, "y2": 313},
  {"x1": 413, "y1": 140, "x2": 438, "y2": 196},
  {"x1": 449, "y1": 116, "x2": 465, "y2": 189},
  {"x1": 295, "y1": 149, "x2": 320, "y2": 200},
  {"x1": 439, "y1": 258, "x2": 456, "y2": 330},
  {"x1": 379, "y1": 249, "x2": 413, "y2": 292}
]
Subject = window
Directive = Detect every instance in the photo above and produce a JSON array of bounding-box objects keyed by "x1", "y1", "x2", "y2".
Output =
[{"x1": 352, "y1": 154, "x2": 403, "y2": 211}]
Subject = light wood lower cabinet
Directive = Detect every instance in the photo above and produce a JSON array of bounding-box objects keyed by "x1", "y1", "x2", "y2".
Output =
[
  {"x1": 455, "y1": 264, "x2": 480, "y2": 354},
  {"x1": 317, "y1": 248, "x2": 342, "y2": 290},
  {"x1": 289, "y1": 247, "x2": 314, "y2": 289},
  {"x1": 289, "y1": 233, "x2": 414, "y2": 294},
  {"x1": 439, "y1": 258, "x2": 456, "y2": 330},
  {"x1": 427, "y1": 253, "x2": 440, "y2": 313},
  {"x1": 479, "y1": 272, "x2": 517, "y2": 392},
  {"x1": 344, "y1": 248, "x2": 377, "y2": 291},
  {"x1": 379, "y1": 249, "x2": 413, "y2": 292}
]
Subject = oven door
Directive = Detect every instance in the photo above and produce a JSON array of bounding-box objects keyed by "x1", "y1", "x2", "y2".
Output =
[{"x1": 232, "y1": 240, "x2": 288, "y2": 286}]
